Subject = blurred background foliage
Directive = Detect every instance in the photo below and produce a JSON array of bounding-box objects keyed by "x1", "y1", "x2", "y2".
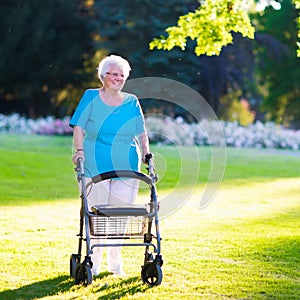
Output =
[{"x1": 0, "y1": 0, "x2": 299, "y2": 128}]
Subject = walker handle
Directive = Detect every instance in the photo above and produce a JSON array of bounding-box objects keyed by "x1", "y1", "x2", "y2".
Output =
[
  {"x1": 145, "y1": 153, "x2": 153, "y2": 164},
  {"x1": 145, "y1": 153, "x2": 158, "y2": 183},
  {"x1": 75, "y1": 158, "x2": 85, "y2": 180}
]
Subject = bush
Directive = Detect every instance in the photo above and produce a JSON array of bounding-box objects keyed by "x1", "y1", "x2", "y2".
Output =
[
  {"x1": 145, "y1": 116, "x2": 300, "y2": 150},
  {"x1": 1, "y1": 113, "x2": 299, "y2": 150},
  {"x1": 0, "y1": 113, "x2": 72, "y2": 135}
]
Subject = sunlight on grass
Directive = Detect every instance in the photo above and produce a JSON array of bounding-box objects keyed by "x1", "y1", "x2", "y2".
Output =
[
  {"x1": 1, "y1": 178, "x2": 299, "y2": 299},
  {"x1": 0, "y1": 135, "x2": 299, "y2": 299}
]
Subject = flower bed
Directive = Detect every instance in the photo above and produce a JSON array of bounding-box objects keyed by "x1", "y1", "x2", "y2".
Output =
[
  {"x1": 145, "y1": 116, "x2": 300, "y2": 150},
  {"x1": 1, "y1": 113, "x2": 300, "y2": 150},
  {"x1": 0, "y1": 113, "x2": 73, "y2": 135}
]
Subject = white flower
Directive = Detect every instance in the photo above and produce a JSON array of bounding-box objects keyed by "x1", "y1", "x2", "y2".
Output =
[{"x1": 1, "y1": 113, "x2": 299, "y2": 150}]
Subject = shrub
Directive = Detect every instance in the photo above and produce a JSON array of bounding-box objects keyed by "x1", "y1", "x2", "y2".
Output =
[
  {"x1": 1, "y1": 113, "x2": 299, "y2": 150},
  {"x1": 145, "y1": 116, "x2": 300, "y2": 150},
  {"x1": 0, "y1": 114, "x2": 72, "y2": 135}
]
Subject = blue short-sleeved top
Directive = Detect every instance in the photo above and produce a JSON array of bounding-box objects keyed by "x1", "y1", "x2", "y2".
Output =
[{"x1": 70, "y1": 89, "x2": 146, "y2": 177}]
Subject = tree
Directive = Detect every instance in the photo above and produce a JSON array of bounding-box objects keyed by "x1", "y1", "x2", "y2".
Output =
[
  {"x1": 91, "y1": 0, "x2": 205, "y2": 116},
  {"x1": 149, "y1": 0, "x2": 300, "y2": 57},
  {"x1": 149, "y1": 0, "x2": 255, "y2": 56},
  {"x1": 293, "y1": 0, "x2": 300, "y2": 56},
  {"x1": 148, "y1": 0, "x2": 300, "y2": 125},
  {"x1": 0, "y1": 0, "x2": 93, "y2": 117},
  {"x1": 91, "y1": 0, "x2": 262, "y2": 116},
  {"x1": 92, "y1": 0, "x2": 200, "y2": 77},
  {"x1": 196, "y1": 32, "x2": 257, "y2": 116},
  {"x1": 254, "y1": 0, "x2": 300, "y2": 127}
]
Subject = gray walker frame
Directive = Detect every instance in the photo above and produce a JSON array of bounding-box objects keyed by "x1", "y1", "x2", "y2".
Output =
[{"x1": 70, "y1": 154, "x2": 163, "y2": 286}]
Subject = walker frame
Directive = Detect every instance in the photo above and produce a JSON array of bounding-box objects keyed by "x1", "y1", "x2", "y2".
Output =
[{"x1": 69, "y1": 154, "x2": 163, "y2": 286}]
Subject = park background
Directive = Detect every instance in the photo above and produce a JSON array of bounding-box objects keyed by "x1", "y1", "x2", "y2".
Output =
[{"x1": 1, "y1": 0, "x2": 300, "y2": 299}]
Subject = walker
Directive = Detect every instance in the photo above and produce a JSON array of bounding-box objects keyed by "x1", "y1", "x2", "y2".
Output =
[{"x1": 69, "y1": 154, "x2": 163, "y2": 286}]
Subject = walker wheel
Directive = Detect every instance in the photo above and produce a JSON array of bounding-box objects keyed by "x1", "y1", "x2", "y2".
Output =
[
  {"x1": 75, "y1": 263, "x2": 93, "y2": 285},
  {"x1": 141, "y1": 263, "x2": 163, "y2": 286},
  {"x1": 70, "y1": 254, "x2": 80, "y2": 278}
]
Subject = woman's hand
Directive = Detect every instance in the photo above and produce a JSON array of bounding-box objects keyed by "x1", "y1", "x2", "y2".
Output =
[
  {"x1": 139, "y1": 133, "x2": 150, "y2": 164},
  {"x1": 142, "y1": 152, "x2": 151, "y2": 164},
  {"x1": 143, "y1": 152, "x2": 153, "y2": 164},
  {"x1": 72, "y1": 150, "x2": 84, "y2": 165}
]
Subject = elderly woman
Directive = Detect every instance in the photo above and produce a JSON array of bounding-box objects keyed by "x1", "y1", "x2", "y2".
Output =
[{"x1": 70, "y1": 55, "x2": 150, "y2": 276}]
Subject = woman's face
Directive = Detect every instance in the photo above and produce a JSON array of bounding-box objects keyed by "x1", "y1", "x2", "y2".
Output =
[{"x1": 103, "y1": 66, "x2": 126, "y2": 91}]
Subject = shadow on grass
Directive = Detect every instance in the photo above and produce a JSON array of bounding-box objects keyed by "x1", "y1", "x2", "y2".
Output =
[
  {"x1": 0, "y1": 275, "x2": 73, "y2": 300},
  {"x1": 93, "y1": 275, "x2": 150, "y2": 299},
  {"x1": 0, "y1": 273, "x2": 150, "y2": 299}
]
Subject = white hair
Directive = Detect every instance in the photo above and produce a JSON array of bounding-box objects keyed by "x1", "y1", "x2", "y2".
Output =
[{"x1": 97, "y1": 55, "x2": 131, "y2": 82}]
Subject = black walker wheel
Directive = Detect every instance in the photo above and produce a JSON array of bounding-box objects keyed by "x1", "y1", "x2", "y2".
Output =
[
  {"x1": 141, "y1": 263, "x2": 163, "y2": 286},
  {"x1": 70, "y1": 254, "x2": 80, "y2": 278},
  {"x1": 75, "y1": 261, "x2": 93, "y2": 285}
]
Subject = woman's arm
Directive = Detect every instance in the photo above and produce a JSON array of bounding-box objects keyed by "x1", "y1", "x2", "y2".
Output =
[
  {"x1": 139, "y1": 132, "x2": 150, "y2": 163},
  {"x1": 72, "y1": 126, "x2": 85, "y2": 164}
]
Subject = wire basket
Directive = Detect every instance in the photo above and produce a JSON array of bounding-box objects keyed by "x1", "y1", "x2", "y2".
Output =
[{"x1": 89, "y1": 215, "x2": 149, "y2": 237}]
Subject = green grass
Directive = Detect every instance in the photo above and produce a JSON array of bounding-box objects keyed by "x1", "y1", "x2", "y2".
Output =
[
  {"x1": 0, "y1": 134, "x2": 300, "y2": 299},
  {"x1": 0, "y1": 135, "x2": 77, "y2": 203}
]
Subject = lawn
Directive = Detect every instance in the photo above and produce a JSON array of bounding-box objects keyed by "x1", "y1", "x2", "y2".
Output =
[{"x1": 0, "y1": 134, "x2": 299, "y2": 299}]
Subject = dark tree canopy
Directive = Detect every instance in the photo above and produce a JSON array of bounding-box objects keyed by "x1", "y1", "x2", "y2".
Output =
[
  {"x1": 0, "y1": 0, "x2": 299, "y2": 127},
  {"x1": 91, "y1": 0, "x2": 259, "y2": 116},
  {"x1": 254, "y1": 0, "x2": 300, "y2": 127},
  {"x1": 0, "y1": 0, "x2": 93, "y2": 117}
]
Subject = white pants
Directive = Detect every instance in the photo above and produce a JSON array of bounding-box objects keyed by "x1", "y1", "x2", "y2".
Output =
[{"x1": 85, "y1": 178, "x2": 139, "y2": 275}]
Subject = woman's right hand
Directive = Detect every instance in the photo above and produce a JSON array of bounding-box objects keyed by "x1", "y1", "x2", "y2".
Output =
[{"x1": 72, "y1": 151, "x2": 84, "y2": 165}]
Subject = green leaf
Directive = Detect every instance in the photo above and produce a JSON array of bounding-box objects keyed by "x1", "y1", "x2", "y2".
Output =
[{"x1": 149, "y1": 0, "x2": 256, "y2": 56}]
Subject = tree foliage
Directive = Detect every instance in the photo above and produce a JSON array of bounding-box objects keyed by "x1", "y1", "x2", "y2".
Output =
[
  {"x1": 293, "y1": 0, "x2": 300, "y2": 56},
  {"x1": 254, "y1": 0, "x2": 300, "y2": 127},
  {"x1": 150, "y1": 0, "x2": 300, "y2": 57},
  {"x1": 0, "y1": 0, "x2": 93, "y2": 117},
  {"x1": 147, "y1": 0, "x2": 300, "y2": 127},
  {"x1": 92, "y1": 0, "x2": 200, "y2": 77},
  {"x1": 0, "y1": 0, "x2": 299, "y2": 127},
  {"x1": 91, "y1": 0, "x2": 261, "y2": 116},
  {"x1": 149, "y1": 0, "x2": 255, "y2": 56},
  {"x1": 91, "y1": 0, "x2": 207, "y2": 115}
]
